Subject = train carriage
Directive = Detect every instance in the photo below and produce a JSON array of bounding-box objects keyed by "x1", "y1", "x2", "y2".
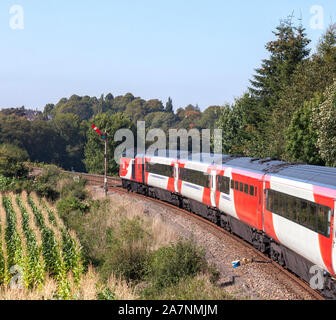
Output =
[{"x1": 120, "y1": 151, "x2": 336, "y2": 299}]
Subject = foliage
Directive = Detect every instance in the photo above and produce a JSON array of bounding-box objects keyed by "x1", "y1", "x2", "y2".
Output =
[
  {"x1": 286, "y1": 93, "x2": 324, "y2": 165},
  {"x1": 144, "y1": 240, "x2": 216, "y2": 294},
  {"x1": 84, "y1": 113, "x2": 135, "y2": 175},
  {"x1": 16, "y1": 196, "x2": 44, "y2": 288},
  {"x1": 216, "y1": 103, "x2": 246, "y2": 155},
  {"x1": 312, "y1": 80, "x2": 336, "y2": 166},
  {"x1": 100, "y1": 217, "x2": 151, "y2": 282},
  {"x1": 249, "y1": 17, "x2": 310, "y2": 108},
  {"x1": 152, "y1": 275, "x2": 233, "y2": 300},
  {"x1": 0, "y1": 144, "x2": 29, "y2": 178},
  {"x1": 57, "y1": 197, "x2": 90, "y2": 217}
]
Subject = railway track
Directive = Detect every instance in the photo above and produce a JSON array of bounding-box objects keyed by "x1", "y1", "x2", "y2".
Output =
[{"x1": 30, "y1": 167, "x2": 326, "y2": 300}]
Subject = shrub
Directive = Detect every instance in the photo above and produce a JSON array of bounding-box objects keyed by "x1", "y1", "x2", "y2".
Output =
[
  {"x1": 0, "y1": 175, "x2": 15, "y2": 192},
  {"x1": 0, "y1": 144, "x2": 29, "y2": 178},
  {"x1": 60, "y1": 177, "x2": 88, "y2": 201},
  {"x1": 145, "y1": 240, "x2": 212, "y2": 292},
  {"x1": 57, "y1": 197, "x2": 90, "y2": 216},
  {"x1": 100, "y1": 217, "x2": 152, "y2": 282}
]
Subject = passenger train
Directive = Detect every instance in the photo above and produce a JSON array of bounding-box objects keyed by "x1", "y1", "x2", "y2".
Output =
[{"x1": 119, "y1": 151, "x2": 336, "y2": 299}]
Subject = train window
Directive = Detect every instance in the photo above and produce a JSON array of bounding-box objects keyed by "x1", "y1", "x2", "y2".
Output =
[
  {"x1": 295, "y1": 198, "x2": 302, "y2": 223},
  {"x1": 249, "y1": 186, "x2": 254, "y2": 196},
  {"x1": 235, "y1": 181, "x2": 239, "y2": 191},
  {"x1": 266, "y1": 189, "x2": 331, "y2": 237},
  {"x1": 309, "y1": 203, "x2": 317, "y2": 231},
  {"x1": 299, "y1": 200, "x2": 309, "y2": 226},
  {"x1": 146, "y1": 162, "x2": 174, "y2": 178},
  {"x1": 231, "y1": 180, "x2": 234, "y2": 189},
  {"x1": 217, "y1": 176, "x2": 230, "y2": 195},
  {"x1": 179, "y1": 168, "x2": 210, "y2": 188},
  {"x1": 255, "y1": 187, "x2": 258, "y2": 197},
  {"x1": 273, "y1": 192, "x2": 279, "y2": 213},
  {"x1": 239, "y1": 183, "x2": 244, "y2": 192},
  {"x1": 287, "y1": 196, "x2": 296, "y2": 221},
  {"x1": 266, "y1": 189, "x2": 273, "y2": 211},
  {"x1": 244, "y1": 184, "x2": 248, "y2": 194},
  {"x1": 317, "y1": 205, "x2": 330, "y2": 237},
  {"x1": 279, "y1": 193, "x2": 286, "y2": 216}
]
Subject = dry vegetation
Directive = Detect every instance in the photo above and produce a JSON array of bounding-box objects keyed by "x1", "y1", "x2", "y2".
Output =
[
  {"x1": 0, "y1": 191, "x2": 138, "y2": 300},
  {"x1": 0, "y1": 169, "x2": 232, "y2": 300}
]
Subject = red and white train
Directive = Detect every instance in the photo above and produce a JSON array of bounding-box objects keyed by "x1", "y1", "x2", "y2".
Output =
[{"x1": 120, "y1": 151, "x2": 336, "y2": 299}]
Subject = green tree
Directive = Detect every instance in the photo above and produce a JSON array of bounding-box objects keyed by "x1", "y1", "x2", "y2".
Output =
[
  {"x1": 286, "y1": 94, "x2": 324, "y2": 165},
  {"x1": 216, "y1": 104, "x2": 246, "y2": 155},
  {"x1": 165, "y1": 97, "x2": 174, "y2": 113},
  {"x1": 84, "y1": 113, "x2": 135, "y2": 175},
  {"x1": 312, "y1": 81, "x2": 336, "y2": 166},
  {"x1": 249, "y1": 17, "x2": 311, "y2": 108},
  {"x1": 0, "y1": 144, "x2": 29, "y2": 178}
]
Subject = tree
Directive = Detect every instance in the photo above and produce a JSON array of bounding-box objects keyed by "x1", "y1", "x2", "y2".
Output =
[
  {"x1": 165, "y1": 97, "x2": 173, "y2": 113},
  {"x1": 0, "y1": 143, "x2": 29, "y2": 178},
  {"x1": 51, "y1": 113, "x2": 87, "y2": 171},
  {"x1": 312, "y1": 81, "x2": 336, "y2": 166},
  {"x1": 84, "y1": 113, "x2": 135, "y2": 175},
  {"x1": 144, "y1": 99, "x2": 164, "y2": 114},
  {"x1": 124, "y1": 98, "x2": 146, "y2": 122},
  {"x1": 286, "y1": 94, "x2": 324, "y2": 165},
  {"x1": 198, "y1": 106, "x2": 221, "y2": 130},
  {"x1": 216, "y1": 104, "x2": 247, "y2": 155},
  {"x1": 249, "y1": 17, "x2": 311, "y2": 108},
  {"x1": 317, "y1": 24, "x2": 336, "y2": 65}
]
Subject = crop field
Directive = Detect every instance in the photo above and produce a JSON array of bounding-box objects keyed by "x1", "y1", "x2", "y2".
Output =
[{"x1": 0, "y1": 192, "x2": 84, "y2": 299}]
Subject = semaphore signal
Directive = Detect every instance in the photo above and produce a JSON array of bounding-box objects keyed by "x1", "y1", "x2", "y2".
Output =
[
  {"x1": 91, "y1": 124, "x2": 107, "y2": 140},
  {"x1": 91, "y1": 124, "x2": 108, "y2": 196}
]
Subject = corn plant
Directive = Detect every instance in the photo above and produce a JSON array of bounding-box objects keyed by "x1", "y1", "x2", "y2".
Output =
[
  {"x1": 27, "y1": 195, "x2": 72, "y2": 298},
  {"x1": 61, "y1": 229, "x2": 83, "y2": 285},
  {"x1": 40, "y1": 199, "x2": 57, "y2": 227},
  {"x1": 16, "y1": 196, "x2": 44, "y2": 289},
  {"x1": 0, "y1": 223, "x2": 7, "y2": 285},
  {"x1": 2, "y1": 196, "x2": 26, "y2": 287}
]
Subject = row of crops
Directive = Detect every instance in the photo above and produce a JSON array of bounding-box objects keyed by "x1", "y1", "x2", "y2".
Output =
[{"x1": 0, "y1": 193, "x2": 84, "y2": 299}]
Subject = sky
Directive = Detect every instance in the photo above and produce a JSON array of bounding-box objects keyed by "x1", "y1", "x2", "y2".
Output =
[{"x1": 0, "y1": 0, "x2": 335, "y2": 112}]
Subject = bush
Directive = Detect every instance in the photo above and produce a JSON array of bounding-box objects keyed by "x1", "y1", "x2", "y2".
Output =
[
  {"x1": 57, "y1": 197, "x2": 90, "y2": 216},
  {"x1": 100, "y1": 217, "x2": 152, "y2": 282},
  {"x1": 145, "y1": 240, "x2": 215, "y2": 293},
  {"x1": 0, "y1": 175, "x2": 15, "y2": 192},
  {"x1": 60, "y1": 177, "x2": 88, "y2": 201},
  {"x1": 0, "y1": 144, "x2": 29, "y2": 178},
  {"x1": 153, "y1": 275, "x2": 233, "y2": 300}
]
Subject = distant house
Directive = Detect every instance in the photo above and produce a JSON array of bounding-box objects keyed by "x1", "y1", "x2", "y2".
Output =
[
  {"x1": 24, "y1": 109, "x2": 41, "y2": 121},
  {"x1": 0, "y1": 107, "x2": 42, "y2": 120}
]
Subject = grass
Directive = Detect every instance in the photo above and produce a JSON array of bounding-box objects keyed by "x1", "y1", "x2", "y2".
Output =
[{"x1": 0, "y1": 167, "x2": 236, "y2": 300}]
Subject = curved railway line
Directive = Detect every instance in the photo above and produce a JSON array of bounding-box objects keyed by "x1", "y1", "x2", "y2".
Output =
[{"x1": 31, "y1": 167, "x2": 326, "y2": 300}]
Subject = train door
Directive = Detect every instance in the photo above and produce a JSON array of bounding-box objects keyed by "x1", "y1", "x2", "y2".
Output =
[
  {"x1": 141, "y1": 157, "x2": 146, "y2": 184},
  {"x1": 257, "y1": 179, "x2": 265, "y2": 231},
  {"x1": 210, "y1": 171, "x2": 217, "y2": 207},
  {"x1": 131, "y1": 160, "x2": 136, "y2": 180},
  {"x1": 174, "y1": 163, "x2": 179, "y2": 193},
  {"x1": 332, "y1": 200, "x2": 336, "y2": 275}
]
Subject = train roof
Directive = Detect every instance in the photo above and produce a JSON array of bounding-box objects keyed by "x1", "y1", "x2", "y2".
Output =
[
  {"x1": 131, "y1": 151, "x2": 336, "y2": 190},
  {"x1": 215, "y1": 156, "x2": 336, "y2": 189}
]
